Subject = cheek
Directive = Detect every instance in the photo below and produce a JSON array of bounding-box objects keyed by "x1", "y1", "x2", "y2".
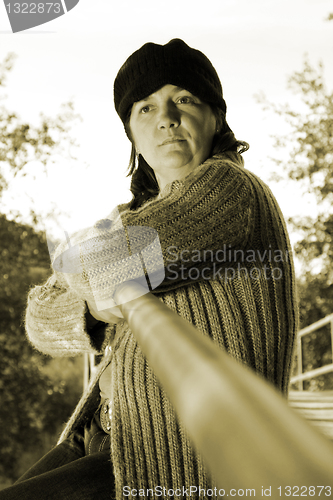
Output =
[
  {"x1": 190, "y1": 110, "x2": 216, "y2": 141},
  {"x1": 194, "y1": 118, "x2": 216, "y2": 148},
  {"x1": 129, "y1": 120, "x2": 149, "y2": 152},
  {"x1": 135, "y1": 133, "x2": 150, "y2": 157},
  {"x1": 206, "y1": 111, "x2": 217, "y2": 135},
  {"x1": 129, "y1": 115, "x2": 142, "y2": 146},
  {"x1": 205, "y1": 116, "x2": 217, "y2": 147}
]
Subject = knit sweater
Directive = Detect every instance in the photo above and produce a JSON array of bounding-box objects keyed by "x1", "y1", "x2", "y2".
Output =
[{"x1": 25, "y1": 152, "x2": 298, "y2": 498}]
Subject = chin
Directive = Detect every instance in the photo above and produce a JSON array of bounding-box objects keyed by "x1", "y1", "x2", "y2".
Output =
[{"x1": 157, "y1": 152, "x2": 194, "y2": 170}]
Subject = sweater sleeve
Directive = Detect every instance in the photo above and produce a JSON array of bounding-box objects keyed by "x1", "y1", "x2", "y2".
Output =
[{"x1": 25, "y1": 271, "x2": 116, "y2": 357}]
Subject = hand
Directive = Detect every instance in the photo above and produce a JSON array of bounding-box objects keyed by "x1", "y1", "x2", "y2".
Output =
[
  {"x1": 86, "y1": 299, "x2": 124, "y2": 324},
  {"x1": 114, "y1": 280, "x2": 152, "y2": 308}
]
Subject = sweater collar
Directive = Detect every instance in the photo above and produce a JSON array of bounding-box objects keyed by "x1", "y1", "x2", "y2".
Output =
[{"x1": 156, "y1": 151, "x2": 244, "y2": 200}]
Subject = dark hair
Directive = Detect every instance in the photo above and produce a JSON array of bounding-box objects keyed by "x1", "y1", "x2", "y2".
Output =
[{"x1": 125, "y1": 106, "x2": 249, "y2": 211}]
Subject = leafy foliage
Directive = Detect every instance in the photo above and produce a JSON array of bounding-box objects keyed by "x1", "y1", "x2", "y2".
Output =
[
  {"x1": 0, "y1": 54, "x2": 83, "y2": 484},
  {"x1": 0, "y1": 215, "x2": 83, "y2": 481},
  {"x1": 0, "y1": 53, "x2": 81, "y2": 197},
  {"x1": 258, "y1": 58, "x2": 333, "y2": 390}
]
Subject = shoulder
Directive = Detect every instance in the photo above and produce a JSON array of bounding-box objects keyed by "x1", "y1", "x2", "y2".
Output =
[
  {"x1": 210, "y1": 152, "x2": 265, "y2": 189},
  {"x1": 210, "y1": 155, "x2": 289, "y2": 236},
  {"x1": 185, "y1": 152, "x2": 258, "y2": 197},
  {"x1": 216, "y1": 153, "x2": 281, "y2": 206}
]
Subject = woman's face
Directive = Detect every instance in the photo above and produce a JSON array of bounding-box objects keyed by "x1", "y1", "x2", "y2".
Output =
[{"x1": 129, "y1": 84, "x2": 217, "y2": 190}]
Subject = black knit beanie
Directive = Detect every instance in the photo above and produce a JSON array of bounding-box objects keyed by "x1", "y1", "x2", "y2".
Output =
[{"x1": 114, "y1": 39, "x2": 226, "y2": 125}]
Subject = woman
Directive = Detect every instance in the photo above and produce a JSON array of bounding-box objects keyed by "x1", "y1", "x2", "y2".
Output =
[{"x1": 1, "y1": 39, "x2": 298, "y2": 499}]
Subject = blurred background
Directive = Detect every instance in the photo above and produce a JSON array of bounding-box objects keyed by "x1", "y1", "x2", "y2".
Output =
[{"x1": 0, "y1": 0, "x2": 332, "y2": 489}]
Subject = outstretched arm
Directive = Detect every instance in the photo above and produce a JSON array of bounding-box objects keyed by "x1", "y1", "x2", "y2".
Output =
[
  {"x1": 114, "y1": 280, "x2": 333, "y2": 491},
  {"x1": 25, "y1": 272, "x2": 117, "y2": 357}
]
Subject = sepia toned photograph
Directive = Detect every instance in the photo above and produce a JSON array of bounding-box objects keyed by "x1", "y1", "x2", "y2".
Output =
[{"x1": 0, "y1": 1, "x2": 332, "y2": 498}]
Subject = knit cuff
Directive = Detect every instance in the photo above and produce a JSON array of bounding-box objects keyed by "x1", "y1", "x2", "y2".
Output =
[{"x1": 25, "y1": 274, "x2": 103, "y2": 357}]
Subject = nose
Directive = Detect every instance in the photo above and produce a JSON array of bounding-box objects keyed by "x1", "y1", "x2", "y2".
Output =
[{"x1": 157, "y1": 101, "x2": 180, "y2": 130}]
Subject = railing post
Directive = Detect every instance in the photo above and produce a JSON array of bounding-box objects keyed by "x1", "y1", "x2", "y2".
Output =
[
  {"x1": 331, "y1": 318, "x2": 333, "y2": 369},
  {"x1": 290, "y1": 313, "x2": 333, "y2": 387},
  {"x1": 83, "y1": 353, "x2": 89, "y2": 391},
  {"x1": 296, "y1": 336, "x2": 303, "y2": 391}
]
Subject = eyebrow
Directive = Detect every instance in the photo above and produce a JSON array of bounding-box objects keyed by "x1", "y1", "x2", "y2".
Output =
[{"x1": 139, "y1": 87, "x2": 187, "y2": 102}]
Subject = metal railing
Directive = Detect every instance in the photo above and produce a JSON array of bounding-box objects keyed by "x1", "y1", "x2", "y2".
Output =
[
  {"x1": 290, "y1": 314, "x2": 333, "y2": 390},
  {"x1": 83, "y1": 353, "x2": 97, "y2": 391}
]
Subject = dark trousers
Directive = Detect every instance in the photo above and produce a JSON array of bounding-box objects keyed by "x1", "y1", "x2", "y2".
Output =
[{"x1": 0, "y1": 418, "x2": 114, "y2": 499}]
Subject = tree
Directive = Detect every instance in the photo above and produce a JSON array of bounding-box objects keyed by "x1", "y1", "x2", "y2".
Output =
[
  {"x1": 0, "y1": 54, "x2": 83, "y2": 485},
  {"x1": 0, "y1": 53, "x2": 80, "y2": 199},
  {"x1": 0, "y1": 216, "x2": 84, "y2": 482},
  {"x1": 257, "y1": 58, "x2": 333, "y2": 390}
]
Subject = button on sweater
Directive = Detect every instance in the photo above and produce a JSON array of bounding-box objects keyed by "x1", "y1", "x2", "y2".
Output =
[{"x1": 25, "y1": 152, "x2": 298, "y2": 498}]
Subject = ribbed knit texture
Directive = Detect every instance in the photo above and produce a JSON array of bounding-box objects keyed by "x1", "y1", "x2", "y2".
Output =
[{"x1": 25, "y1": 152, "x2": 298, "y2": 498}]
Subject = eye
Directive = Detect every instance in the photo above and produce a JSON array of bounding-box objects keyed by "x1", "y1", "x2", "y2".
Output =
[
  {"x1": 139, "y1": 105, "x2": 153, "y2": 114},
  {"x1": 176, "y1": 95, "x2": 195, "y2": 105}
]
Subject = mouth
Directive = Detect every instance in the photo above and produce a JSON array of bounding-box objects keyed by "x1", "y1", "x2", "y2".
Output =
[{"x1": 159, "y1": 137, "x2": 186, "y2": 146}]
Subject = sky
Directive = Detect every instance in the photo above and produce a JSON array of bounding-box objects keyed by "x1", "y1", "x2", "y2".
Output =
[{"x1": 0, "y1": 0, "x2": 332, "y2": 243}]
